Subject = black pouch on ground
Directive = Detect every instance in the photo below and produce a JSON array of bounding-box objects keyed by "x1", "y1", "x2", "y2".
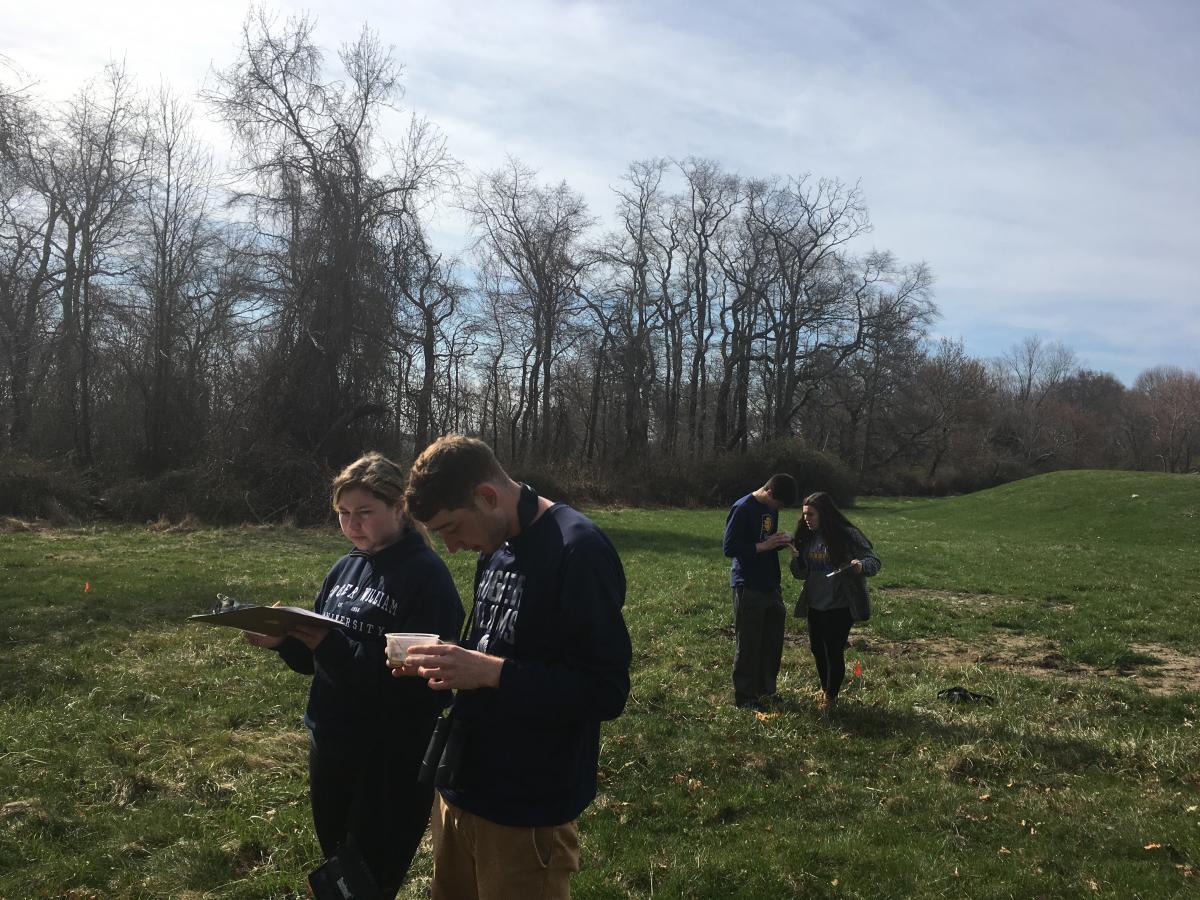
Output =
[
  {"x1": 937, "y1": 685, "x2": 996, "y2": 705},
  {"x1": 308, "y1": 838, "x2": 382, "y2": 900}
]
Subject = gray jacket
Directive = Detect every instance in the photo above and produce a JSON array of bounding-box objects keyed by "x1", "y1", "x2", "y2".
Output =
[{"x1": 790, "y1": 528, "x2": 881, "y2": 622}]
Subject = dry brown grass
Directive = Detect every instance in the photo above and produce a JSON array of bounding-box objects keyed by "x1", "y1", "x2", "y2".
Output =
[
  {"x1": 0, "y1": 515, "x2": 50, "y2": 532},
  {"x1": 858, "y1": 632, "x2": 1200, "y2": 695}
]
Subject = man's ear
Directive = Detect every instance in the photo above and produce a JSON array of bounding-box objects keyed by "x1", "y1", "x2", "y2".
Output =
[{"x1": 473, "y1": 482, "x2": 501, "y2": 511}]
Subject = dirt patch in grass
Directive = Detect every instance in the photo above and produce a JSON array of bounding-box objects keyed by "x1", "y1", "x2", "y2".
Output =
[
  {"x1": 858, "y1": 632, "x2": 1200, "y2": 695},
  {"x1": 880, "y1": 588, "x2": 1074, "y2": 611}
]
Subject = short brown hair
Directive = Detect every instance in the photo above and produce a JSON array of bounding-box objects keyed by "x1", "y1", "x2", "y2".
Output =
[
  {"x1": 404, "y1": 434, "x2": 506, "y2": 521},
  {"x1": 331, "y1": 452, "x2": 407, "y2": 509},
  {"x1": 765, "y1": 473, "x2": 797, "y2": 506}
]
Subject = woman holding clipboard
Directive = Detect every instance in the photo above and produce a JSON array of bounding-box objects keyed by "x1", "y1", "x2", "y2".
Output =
[
  {"x1": 789, "y1": 491, "x2": 881, "y2": 713},
  {"x1": 245, "y1": 452, "x2": 463, "y2": 897}
]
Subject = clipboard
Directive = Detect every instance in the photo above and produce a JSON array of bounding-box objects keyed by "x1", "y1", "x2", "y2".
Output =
[{"x1": 188, "y1": 605, "x2": 341, "y2": 636}]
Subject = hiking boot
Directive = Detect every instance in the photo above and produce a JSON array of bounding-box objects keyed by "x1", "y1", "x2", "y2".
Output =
[{"x1": 736, "y1": 700, "x2": 768, "y2": 712}]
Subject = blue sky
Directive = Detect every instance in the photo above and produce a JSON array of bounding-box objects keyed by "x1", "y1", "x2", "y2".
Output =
[{"x1": 4, "y1": 0, "x2": 1197, "y2": 384}]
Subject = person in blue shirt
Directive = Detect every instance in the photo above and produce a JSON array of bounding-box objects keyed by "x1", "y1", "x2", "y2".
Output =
[
  {"x1": 395, "y1": 434, "x2": 631, "y2": 900},
  {"x1": 722, "y1": 473, "x2": 798, "y2": 711}
]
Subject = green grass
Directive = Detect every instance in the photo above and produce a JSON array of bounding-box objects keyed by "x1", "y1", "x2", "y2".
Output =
[{"x1": 2, "y1": 471, "x2": 1199, "y2": 898}]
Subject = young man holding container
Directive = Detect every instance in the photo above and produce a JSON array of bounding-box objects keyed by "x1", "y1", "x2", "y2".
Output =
[
  {"x1": 723, "y1": 473, "x2": 797, "y2": 711},
  {"x1": 394, "y1": 434, "x2": 632, "y2": 900}
]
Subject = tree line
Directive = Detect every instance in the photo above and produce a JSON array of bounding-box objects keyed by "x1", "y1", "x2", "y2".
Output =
[{"x1": 1, "y1": 13, "x2": 1197, "y2": 521}]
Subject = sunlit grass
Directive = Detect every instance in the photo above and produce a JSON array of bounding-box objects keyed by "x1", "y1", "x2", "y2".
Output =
[{"x1": 2, "y1": 471, "x2": 1198, "y2": 897}]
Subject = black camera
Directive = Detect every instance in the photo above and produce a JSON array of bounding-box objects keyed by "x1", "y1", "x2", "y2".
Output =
[
  {"x1": 419, "y1": 711, "x2": 468, "y2": 788},
  {"x1": 308, "y1": 836, "x2": 381, "y2": 900}
]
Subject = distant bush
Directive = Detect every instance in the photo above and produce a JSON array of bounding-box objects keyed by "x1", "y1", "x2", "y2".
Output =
[
  {"x1": 861, "y1": 465, "x2": 927, "y2": 497},
  {"x1": 702, "y1": 439, "x2": 857, "y2": 509},
  {"x1": 232, "y1": 451, "x2": 331, "y2": 524},
  {"x1": 508, "y1": 464, "x2": 580, "y2": 507},
  {"x1": 104, "y1": 469, "x2": 202, "y2": 522},
  {"x1": 105, "y1": 469, "x2": 224, "y2": 523},
  {"x1": 618, "y1": 456, "x2": 703, "y2": 507},
  {"x1": 0, "y1": 455, "x2": 93, "y2": 522},
  {"x1": 103, "y1": 454, "x2": 334, "y2": 526},
  {"x1": 929, "y1": 464, "x2": 1006, "y2": 496},
  {"x1": 862, "y1": 460, "x2": 1022, "y2": 497},
  {"x1": 564, "y1": 439, "x2": 858, "y2": 509},
  {"x1": 6, "y1": 441, "x2": 1093, "y2": 527}
]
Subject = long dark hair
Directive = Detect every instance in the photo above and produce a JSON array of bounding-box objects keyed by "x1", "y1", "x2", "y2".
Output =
[{"x1": 793, "y1": 491, "x2": 870, "y2": 567}]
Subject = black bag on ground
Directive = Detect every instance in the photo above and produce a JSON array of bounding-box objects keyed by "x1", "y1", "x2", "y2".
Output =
[{"x1": 937, "y1": 686, "x2": 995, "y2": 705}]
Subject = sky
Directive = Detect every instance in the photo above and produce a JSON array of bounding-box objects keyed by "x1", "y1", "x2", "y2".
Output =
[{"x1": 4, "y1": 0, "x2": 1198, "y2": 385}]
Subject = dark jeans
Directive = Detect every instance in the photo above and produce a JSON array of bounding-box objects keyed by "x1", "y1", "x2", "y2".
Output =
[
  {"x1": 308, "y1": 738, "x2": 435, "y2": 899},
  {"x1": 732, "y1": 585, "x2": 785, "y2": 705},
  {"x1": 807, "y1": 606, "x2": 854, "y2": 700}
]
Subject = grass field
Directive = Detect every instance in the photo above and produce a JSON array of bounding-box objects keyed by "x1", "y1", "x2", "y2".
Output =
[{"x1": 1, "y1": 470, "x2": 1198, "y2": 898}]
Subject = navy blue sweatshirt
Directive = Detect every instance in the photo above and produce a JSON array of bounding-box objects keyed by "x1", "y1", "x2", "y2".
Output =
[
  {"x1": 277, "y1": 527, "x2": 464, "y2": 754},
  {"x1": 441, "y1": 504, "x2": 632, "y2": 827},
  {"x1": 723, "y1": 493, "x2": 782, "y2": 590}
]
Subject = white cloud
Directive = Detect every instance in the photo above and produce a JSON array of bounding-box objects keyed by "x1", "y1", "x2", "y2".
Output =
[{"x1": 3, "y1": 0, "x2": 1196, "y2": 384}]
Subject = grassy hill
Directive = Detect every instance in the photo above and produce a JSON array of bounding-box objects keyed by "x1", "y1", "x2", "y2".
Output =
[
  {"x1": 858, "y1": 470, "x2": 1200, "y2": 664},
  {"x1": 1, "y1": 471, "x2": 1197, "y2": 897}
]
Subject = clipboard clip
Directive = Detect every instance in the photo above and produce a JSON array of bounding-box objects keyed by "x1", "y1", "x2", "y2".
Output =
[{"x1": 212, "y1": 593, "x2": 251, "y2": 614}]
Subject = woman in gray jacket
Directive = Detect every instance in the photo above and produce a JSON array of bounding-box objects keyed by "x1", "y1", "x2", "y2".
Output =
[{"x1": 789, "y1": 491, "x2": 881, "y2": 712}]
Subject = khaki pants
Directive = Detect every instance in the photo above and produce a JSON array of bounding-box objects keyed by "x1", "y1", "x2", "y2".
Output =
[{"x1": 431, "y1": 793, "x2": 580, "y2": 900}]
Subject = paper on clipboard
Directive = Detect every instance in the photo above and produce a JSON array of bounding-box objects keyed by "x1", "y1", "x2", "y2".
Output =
[{"x1": 188, "y1": 605, "x2": 340, "y2": 637}]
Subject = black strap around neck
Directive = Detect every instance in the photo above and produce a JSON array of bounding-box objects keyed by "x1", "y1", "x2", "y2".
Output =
[{"x1": 516, "y1": 482, "x2": 539, "y2": 533}]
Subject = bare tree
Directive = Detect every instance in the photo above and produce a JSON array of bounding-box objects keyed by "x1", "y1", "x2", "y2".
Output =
[
  {"x1": 35, "y1": 62, "x2": 146, "y2": 464},
  {"x1": 205, "y1": 11, "x2": 448, "y2": 461},
  {"x1": 463, "y1": 157, "x2": 594, "y2": 460},
  {"x1": 119, "y1": 87, "x2": 226, "y2": 471},
  {"x1": 898, "y1": 338, "x2": 993, "y2": 481},
  {"x1": 677, "y1": 157, "x2": 741, "y2": 455},
  {"x1": 1052, "y1": 369, "x2": 1128, "y2": 468},
  {"x1": 595, "y1": 158, "x2": 671, "y2": 458},
  {"x1": 0, "y1": 85, "x2": 58, "y2": 448},
  {"x1": 649, "y1": 195, "x2": 684, "y2": 456},
  {"x1": 712, "y1": 176, "x2": 771, "y2": 453},
  {"x1": 992, "y1": 335, "x2": 1077, "y2": 465},
  {"x1": 751, "y1": 176, "x2": 874, "y2": 439},
  {"x1": 383, "y1": 217, "x2": 463, "y2": 453},
  {"x1": 1133, "y1": 365, "x2": 1200, "y2": 472},
  {"x1": 835, "y1": 259, "x2": 937, "y2": 476}
]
